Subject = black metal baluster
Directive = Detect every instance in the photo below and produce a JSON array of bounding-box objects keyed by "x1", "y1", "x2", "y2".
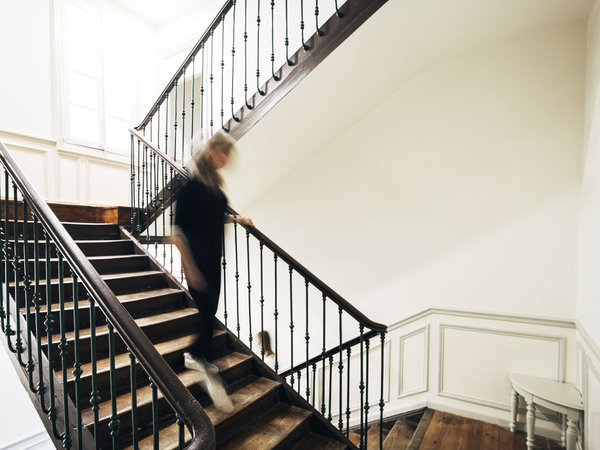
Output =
[
  {"x1": 270, "y1": 0, "x2": 280, "y2": 80},
  {"x1": 161, "y1": 160, "x2": 166, "y2": 267},
  {"x1": 143, "y1": 144, "x2": 149, "y2": 248},
  {"x1": 231, "y1": 0, "x2": 240, "y2": 122},
  {"x1": 220, "y1": 14, "x2": 227, "y2": 130},
  {"x1": 164, "y1": 93, "x2": 169, "y2": 159},
  {"x1": 300, "y1": 0, "x2": 309, "y2": 50},
  {"x1": 33, "y1": 217, "x2": 47, "y2": 413},
  {"x1": 259, "y1": 242, "x2": 264, "y2": 360},
  {"x1": 315, "y1": 0, "x2": 324, "y2": 36},
  {"x1": 45, "y1": 233, "x2": 61, "y2": 440},
  {"x1": 153, "y1": 149, "x2": 159, "y2": 258},
  {"x1": 346, "y1": 347, "x2": 351, "y2": 436},
  {"x1": 273, "y1": 254, "x2": 278, "y2": 372},
  {"x1": 246, "y1": 230, "x2": 252, "y2": 349},
  {"x1": 334, "y1": 0, "x2": 344, "y2": 17},
  {"x1": 23, "y1": 201, "x2": 36, "y2": 389},
  {"x1": 58, "y1": 252, "x2": 72, "y2": 449},
  {"x1": 328, "y1": 354, "x2": 333, "y2": 422},
  {"x1": 222, "y1": 239, "x2": 228, "y2": 328},
  {"x1": 151, "y1": 379, "x2": 159, "y2": 449},
  {"x1": 256, "y1": 0, "x2": 266, "y2": 95},
  {"x1": 8, "y1": 183, "x2": 19, "y2": 355},
  {"x1": 173, "y1": 79, "x2": 178, "y2": 162},
  {"x1": 136, "y1": 139, "x2": 142, "y2": 236},
  {"x1": 200, "y1": 44, "x2": 206, "y2": 138},
  {"x1": 244, "y1": 0, "x2": 253, "y2": 109},
  {"x1": 321, "y1": 293, "x2": 326, "y2": 416},
  {"x1": 364, "y1": 337, "x2": 370, "y2": 450},
  {"x1": 72, "y1": 269, "x2": 83, "y2": 450},
  {"x1": 379, "y1": 332, "x2": 386, "y2": 450},
  {"x1": 130, "y1": 352, "x2": 139, "y2": 450},
  {"x1": 338, "y1": 306, "x2": 344, "y2": 431},
  {"x1": 191, "y1": 56, "x2": 196, "y2": 143},
  {"x1": 89, "y1": 295, "x2": 100, "y2": 448},
  {"x1": 234, "y1": 221, "x2": 240, "y2": 338},
  {"x1": 289, "y1": 265, "x2": 294, "y2": 388},
  {"x1": 359, "y1": 324, "x2": 365, "y2": 449},
  {"x1": 181, "y1": 70, "x2": 186, "y2": 161},
  {"x1": 297, "y1": 369, "x2": 302, "y2": 394},
  {"x1": 169, "y1": 169, "x2": 174, "y2": 274},
  {"x1": 177, "y1": 416, "x2": 185, "y2": 449},
  {"x1": 210, "y1": 30, "x2": 215, "y2": 134},
  {"x1": 130, "y1": 134, "x2": 136, "y2": 234},
  {"x1": 304, "y1": 279, "x2": 310, "y2": 401},
  {"x1": 312, "y1": 363, "x2": 317, "y2": 406},
  {"x1": 108, "y1": 322, "x2": 120, "y2": 447},
  {"x1": 284, "y1": 0, "x2": 294, "y2": 66}
]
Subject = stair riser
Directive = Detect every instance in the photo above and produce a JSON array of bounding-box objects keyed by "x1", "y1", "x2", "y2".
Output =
[
  {"x1": 44, "y1": 313, "x2": 198, "y2": 367},
  {"x1": 63, "y1": 223, "x2": 121, "y2": 240},
  {"x1": 0, "y1": 240, "x2": 134, "y2": 259},
  {"x1": 271, "y1": 417, "x2": 312, "y2": 450}
]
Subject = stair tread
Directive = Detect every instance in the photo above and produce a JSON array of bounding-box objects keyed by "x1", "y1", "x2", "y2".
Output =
[
  {"x1": 383, "y1": 419, "x2": 417, "y2": 450},
  {"x1": 57, "y1": 332, "x2": 235, "y2": 382},
  {"x1": 82, "y1": 367, "x2": 278, "y2": 427},
  {"x1": 9, "y1": 270, "x2": 164, "y2": 287},
  {"x1": 220, "y1": 403, "x2": 311, "y2": 450},
  {"x1": 21, "y1": 287, "x2": 184, "y2": 314},
  {"x1": 292, "y1": 432, "x2": 347, "y2": 450},
  {"x1": 41, "y1": 307, "x2": 198, "y2": 346}
]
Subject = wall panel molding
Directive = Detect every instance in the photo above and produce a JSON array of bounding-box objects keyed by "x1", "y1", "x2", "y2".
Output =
[
  {"x1": 437, "y1": 324, "x2": 566, "y2": 410},
  {"x1": 397, "y1": 325, "x2": 429, "y2": 399}
]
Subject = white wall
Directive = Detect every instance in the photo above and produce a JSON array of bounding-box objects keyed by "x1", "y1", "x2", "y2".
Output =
[
  {"x1": 577, "y1": 0, "x2": 600, "y2": 447},
  {"x1": 242, "y1": 24, "x2": 585, "y2": 325}
]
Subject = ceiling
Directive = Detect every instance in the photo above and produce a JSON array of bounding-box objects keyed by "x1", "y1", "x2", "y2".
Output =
[{"x1": 99, "y1": 0, "x2": 225, "y2": 28}]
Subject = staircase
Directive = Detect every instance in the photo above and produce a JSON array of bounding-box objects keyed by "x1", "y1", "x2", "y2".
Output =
[{"x1": 6, "y1": 216, "x2": 352, "y2": 449}]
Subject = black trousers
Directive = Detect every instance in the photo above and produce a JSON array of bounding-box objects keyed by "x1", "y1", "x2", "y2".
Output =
[{"x1": 188, "y1": 286, "x2": 220, "y2": 359}]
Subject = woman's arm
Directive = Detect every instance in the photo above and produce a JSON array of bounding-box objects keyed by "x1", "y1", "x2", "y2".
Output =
[{"x1": 226, "y1": 214, "x2": 254, "y2": 227}]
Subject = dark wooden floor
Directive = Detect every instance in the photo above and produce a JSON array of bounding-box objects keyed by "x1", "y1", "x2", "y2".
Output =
[{"x1": 416, "y1": 411, "x2": 563, "y2": 450}]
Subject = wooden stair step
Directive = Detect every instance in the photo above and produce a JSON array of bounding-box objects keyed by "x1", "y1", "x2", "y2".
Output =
[
  {"x1": 62, "y1": 222, "x2": 121, "y2": 240},
  {"x1": 41, "y1": 307, "x2": 198, "y2": 346},
  {"x1": 366, "y1": 425, "x2": 390, "y2": 449},
  {"x1": 348, "y1": 432, "x2": 361, "y2": 447},
  {"x1": 76, "y1": 239, "x2": 135, "y2": 256},
  {"x1": 113, "y1": 376, "x2": 281, "y2": 448},
  {"x1": 220, "y1": 402, "x2": 311, "y2": 450},
  {"x1": 22, "y1": 287, "x2": 184, "y2": 315},
  {"x1": 9, "y1": 270, "x2": 165, "y2": 288},
  {"x1": 383, "y1": 419, "x2": 417, "y2": 450},
  {"x1": 291, "y1": 432, "x2": 347, "y2": 450},
  {"x1": 407, "y1": 409, "x2": 434, "y2": 450}
]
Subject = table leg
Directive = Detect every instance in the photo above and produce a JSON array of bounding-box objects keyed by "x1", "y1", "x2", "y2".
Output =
[
  {"x1": 509, "y1": 388, "x2": 518, "y2": 432},
  {"x1": 566, "y1": 417, "x2": 578, "y2": 450},
  {"x1": 526, "y1": 402, "x2": 536, "y2": 450}
]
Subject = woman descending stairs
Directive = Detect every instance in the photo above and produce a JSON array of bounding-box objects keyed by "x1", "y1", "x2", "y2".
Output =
[{"x1": 10, "y1": 219, "x2": 352, "y2": 449}]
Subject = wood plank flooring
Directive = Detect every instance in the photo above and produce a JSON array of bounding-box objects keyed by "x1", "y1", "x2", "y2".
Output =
[{"x1": 417, "y1": 411, "x2": 563, "y2": 450}]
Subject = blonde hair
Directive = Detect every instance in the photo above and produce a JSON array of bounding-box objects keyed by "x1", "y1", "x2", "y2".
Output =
[{"x1": 187, "y1": 131, "x2": 237, "y2": 189}]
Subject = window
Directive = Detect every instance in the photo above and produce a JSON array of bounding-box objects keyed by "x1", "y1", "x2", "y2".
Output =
[{"x1": 59, "y1": 0, "x2": 134, "y2": 155}]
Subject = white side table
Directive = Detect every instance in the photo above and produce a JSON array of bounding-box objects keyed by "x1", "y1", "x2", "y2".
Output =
[{"x1": 509, "y1": 372, "x2": 583, "y2": 450}]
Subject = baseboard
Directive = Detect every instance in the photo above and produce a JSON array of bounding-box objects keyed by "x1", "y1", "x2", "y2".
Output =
[{"x1": 2, "y1": 430, "x2": 52, "y2": 450}]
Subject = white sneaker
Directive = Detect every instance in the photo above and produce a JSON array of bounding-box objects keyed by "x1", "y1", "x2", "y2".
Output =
[
  {"x1": 183, "y1": 352, "x2": 219, "y2": 374},
  {"x1": 204, "y1": 374, "x2": 234, "y2": 414}
]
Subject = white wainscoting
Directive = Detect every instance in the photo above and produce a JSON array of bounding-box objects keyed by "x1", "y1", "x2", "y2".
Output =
[{"x1": 0, "y1": 130, "x2": 130, "y2": 206}]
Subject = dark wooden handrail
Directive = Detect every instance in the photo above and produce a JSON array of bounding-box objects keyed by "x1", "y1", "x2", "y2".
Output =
[
  {"x1": 0, "y1": 141, "x2": 216, "y2": 450},
  {"x1": 134, "y1": 1, "x2": 234, "y2": 131},
  {"x1": 279, "y1": 330, "x2": 379, "y2": 378},
  {"x1": 130, "y1": 128, "x2": 386, "y2": 333}
]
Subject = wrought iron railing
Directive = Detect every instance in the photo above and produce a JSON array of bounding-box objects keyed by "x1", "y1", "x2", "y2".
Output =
[
  {"x1": 133, "y1": 0, "x2": 388, "y2": 158},
  {"x1": 0, "y1": 140, "x2": 215, "y2": 449},
  {"x1": 129, "y1": 128, "x2": 388, "y2": 449}
]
